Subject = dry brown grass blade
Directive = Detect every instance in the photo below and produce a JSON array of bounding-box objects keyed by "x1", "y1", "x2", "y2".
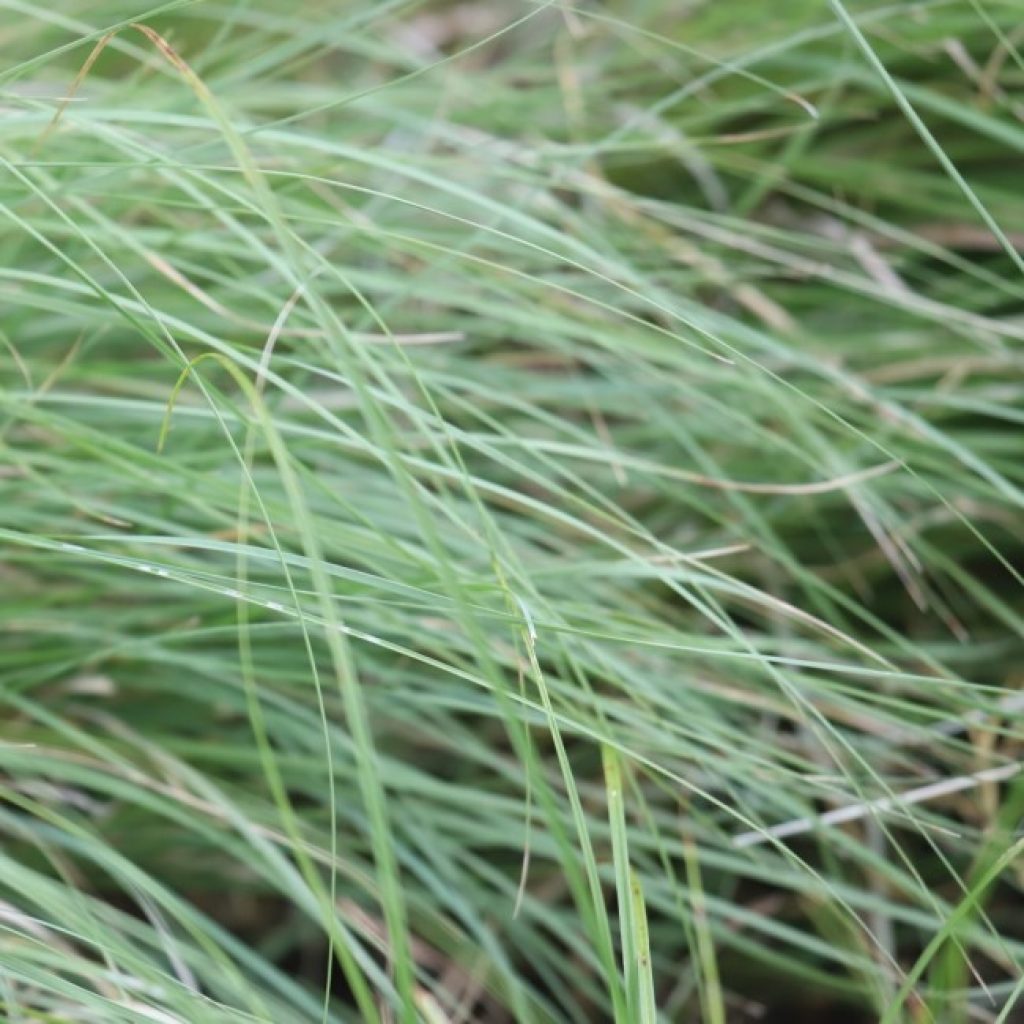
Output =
[
  {"x1": 35, "y1": 31, "x2": 115, "y2": 151},
  {"x1": 40, "y1": 23, "x2": 211, "y2": 154}
]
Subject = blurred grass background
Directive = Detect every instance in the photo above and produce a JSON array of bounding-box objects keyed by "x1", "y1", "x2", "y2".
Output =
[{"x1": 1, "y1": 1, "x2": 1024, "y2": 1020}]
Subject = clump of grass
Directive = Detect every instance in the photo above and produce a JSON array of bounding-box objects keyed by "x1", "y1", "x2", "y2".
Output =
[{"x1": 1, "y1": 1, "x2": 1023, "y2": 1021}]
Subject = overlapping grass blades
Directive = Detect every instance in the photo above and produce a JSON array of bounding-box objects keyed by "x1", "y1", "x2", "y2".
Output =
[{"x1": 1, "y1": 1, "x2": 1023, "y2": 1020}]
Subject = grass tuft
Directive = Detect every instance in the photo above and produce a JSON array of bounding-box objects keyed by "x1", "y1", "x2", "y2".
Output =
[{"x1": 2, "y1": 1, "x2": 1024, "y2": 1020}]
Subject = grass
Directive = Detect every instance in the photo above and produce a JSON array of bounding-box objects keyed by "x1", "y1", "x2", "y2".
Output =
[{"x1": 1, "y1": 0, "x2": 1023, "y2": 1020}]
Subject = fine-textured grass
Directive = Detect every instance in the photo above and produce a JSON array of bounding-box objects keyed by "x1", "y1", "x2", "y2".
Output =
[{"x1": 2, "y1": 1, "x2": 1023, "y2": 1021}]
